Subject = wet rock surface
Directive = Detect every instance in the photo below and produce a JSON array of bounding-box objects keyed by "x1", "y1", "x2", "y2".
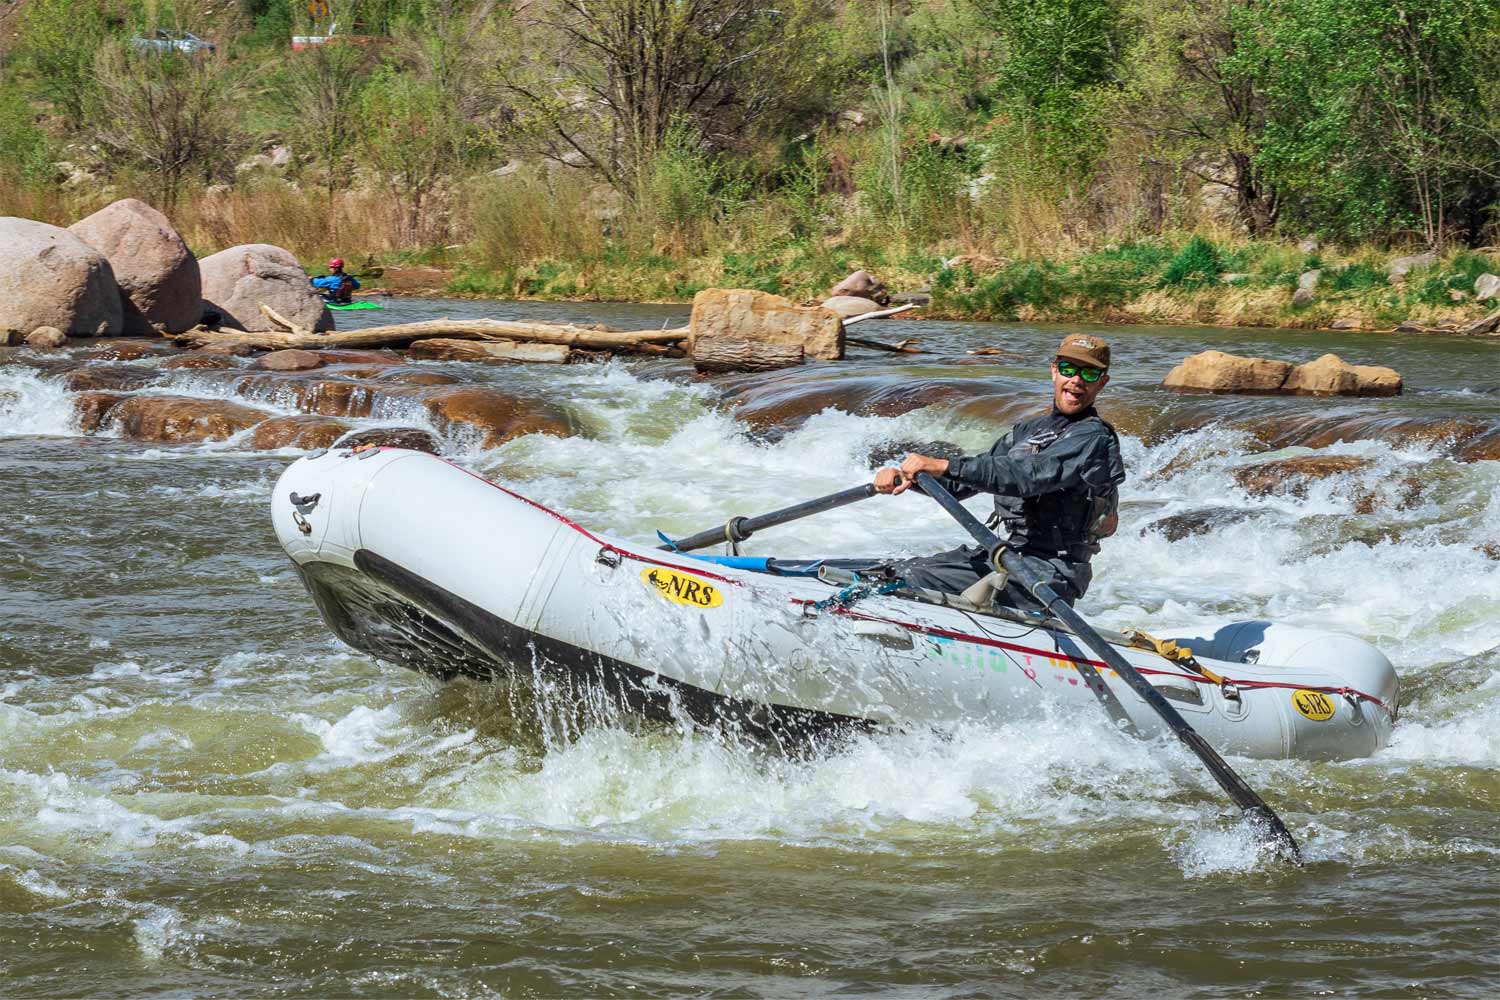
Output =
[
  {"x1": 422, "y1": 386, "x2": 574, "y2": 447},
  {"x1": 109, "y1": 395, "x2": 272, "y2": 443},
  {"x1": 334, "y1": 427, "x2": 443, "y2": 454},
  {"x1": 1231, "y1": 455, "x2": 1375, "y2": 497},
  {"x1": 249, "y1": 415, "x2": 351, "y2": 451}
]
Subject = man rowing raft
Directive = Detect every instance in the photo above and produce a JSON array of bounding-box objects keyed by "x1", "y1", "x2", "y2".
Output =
[{"x1": 873, "y1": 333, "x2": 1126, "y2": 612}]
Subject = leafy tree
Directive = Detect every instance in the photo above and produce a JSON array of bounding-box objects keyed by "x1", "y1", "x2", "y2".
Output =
[
  {"x1": 90, "y1": 41, "x2": 251, "y2": 210},
  {"x1": 16, "y1": 0, "x2": 110, "y2": 128},
  {"x1": 283, "y1": 36, "x2": 371, "y2": 240},
  {"x1": 498, "y1": 0, "x2": 846, "y2": 193},
  {"x1": 1110, "y1": 0, "x2": 1278, "y2": 235},
  {"x1": 1238, "y1": 0, "x2": 1500, "y2": 245},
  {"x1": 970, "y1": 0, "x2": 1121, "y2": 178}
]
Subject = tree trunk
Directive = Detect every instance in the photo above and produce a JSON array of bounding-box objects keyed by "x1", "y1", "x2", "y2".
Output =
[{"x1": 176, "y1": 317, "x2": 690, "y2": 352}]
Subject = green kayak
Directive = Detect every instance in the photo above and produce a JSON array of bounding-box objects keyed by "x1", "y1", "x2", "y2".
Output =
[{"x1": 326, "y1": 300, "x2": 385, "y2": 311}]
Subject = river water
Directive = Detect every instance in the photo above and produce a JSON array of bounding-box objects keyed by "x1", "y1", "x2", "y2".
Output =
[{"x1": 1, "y1": 298, "x2": 1497, "y2": 996}]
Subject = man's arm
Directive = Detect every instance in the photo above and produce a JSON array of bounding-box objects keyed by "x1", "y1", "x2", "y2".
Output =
[{"x1": 943, "y1": 425, "x2": 1115, "y2": 498}]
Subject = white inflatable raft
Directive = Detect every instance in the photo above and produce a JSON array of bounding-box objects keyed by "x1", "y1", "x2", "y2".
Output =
[{"x1": 272, "y1": 447, "x2": 1400, "y2": 760}]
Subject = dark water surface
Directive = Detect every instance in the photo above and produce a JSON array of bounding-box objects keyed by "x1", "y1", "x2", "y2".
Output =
[{"x1": 1, "y1": 300, "x2": 1496, "y2": 996}]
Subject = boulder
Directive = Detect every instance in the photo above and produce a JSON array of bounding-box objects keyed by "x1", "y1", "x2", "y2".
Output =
[
  {"x1": 1387, "y1": 252, "x2": 1436, "y2": 283},
  {"x1": 1297, "y1": 269, "x2": 1322, "y2": 292},
  {"x1": 334, "y1": 427, "x2": 442, "y2": 455},
  {"x1": 0, "y1": 217, "x2": 123, "y2": 337},
  {"x1": 829, "y1": 269, "x2": 889, "y2": 305},
  {"x1": 161, "y1": 353, "x2": 235, "y2": 370},
  {"x1": 1298, "y1": 238, "x2": 1320, "y2": 254},
  {"x1": 1292, "y1": 288, "x2": 1315, "y2": 307},
  {"x1": 1458, "y1": 309, "x2": 1500, "y2": 336},
  {"x1": 109, "y1": 395, "x2": 272, "y2": 443},
  {"x1": 1329, "y1": 319, "x2": 1364, "y2": 330},
  {"x1": 67, "y1": 199, "x2": 201, "y2": 334},
  {"x1": 422, "y1": 386, "x2": 573, "y2": 447},
  {"x1": 1283, "y1": 354, "x2": 1402, "y2": 397},
  {"x1": 689, "y1": 289, "x2": 843, "y2": 369},
  {"x1": 74, "y1": 391, "x2": 129, "y2": 432},
  {"x1": 232, "y1": 374, "x2": 386, "y2": 418},
  {"x1": 248, "y1": 415, "x2": 350, "y2": 451},
  {"x1": 1162, "y1": 351, "x2": 1294, "y2": 394},
  {"x1": 1475, "y1": 273, "x2": 1500, "y2": 301},
  {"x1": 80, "y1": 339, "x2": 173, "y2": 362},
  {"x1": 256, "y1": 349, "x2": 325, "y2": 372},
  {"x1": 1144, "y1": 506, "x2": 1263, "y2": 542},
  {"x1": 1231, "y1": 455, "x2": 1374, "y2": 498},
  {"x1": 821, "y1": 295, "x2": 881, "y2": 319},
  {"x1": 866, "y1": 439, "x2": 966, "y2": 470},
  {"x1": 60, "y1": 364, "x2": 165, "y2": 392},
  {"x1": 198, "y1": 244, "x2": 333, "y2": 333},
  {"x1": 26, "y1": 327, "x2": 67, "y2": 349}
]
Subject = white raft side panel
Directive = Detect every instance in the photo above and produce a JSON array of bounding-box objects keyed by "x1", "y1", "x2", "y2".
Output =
[
  {"x1": 527, "y1": 531, "x2": 749, "y2": 701},
  {"x1": 352, "y1": 452, "x2": 562, "y2": 629}
]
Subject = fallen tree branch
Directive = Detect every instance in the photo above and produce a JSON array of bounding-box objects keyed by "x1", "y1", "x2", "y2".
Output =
[
  {"x1": 841, "y1": 303, "x2": 917, "y2": 326},
  {"x1": 259, "y1": 302, "x2": 312, "y2": 336},
  {"x1": 846, "y1": 336, "x2": 922, "y2": 354},
  {"x1": 176, "y1": 318, "x2": 691, "y2": 352}
]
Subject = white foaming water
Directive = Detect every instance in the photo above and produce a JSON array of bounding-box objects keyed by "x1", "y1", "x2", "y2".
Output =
[{"x1": 0, "y1": 369, "x2": 81, "y2": 437}]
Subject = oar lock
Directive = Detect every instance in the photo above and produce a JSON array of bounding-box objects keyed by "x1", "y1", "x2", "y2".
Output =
[{"x1": 288, "y1": 491, "x2": 321, "y2": 536}]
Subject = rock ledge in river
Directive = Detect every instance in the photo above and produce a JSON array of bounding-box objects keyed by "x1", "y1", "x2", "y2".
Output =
[{"x1": 1163, "y1": 350, "x2": 1401, "y2": 397}]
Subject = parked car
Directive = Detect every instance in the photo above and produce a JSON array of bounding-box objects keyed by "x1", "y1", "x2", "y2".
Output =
[{"x1": 129, "y1": 29, "x2": 216, "y2": 55}]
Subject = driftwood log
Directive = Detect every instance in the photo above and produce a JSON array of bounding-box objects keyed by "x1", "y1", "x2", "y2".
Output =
[
  {"x1": 174, "y1": 311, "x2": 691, "y2": 352},
  {"x1": 407, "y1": 339, "x2": 573, "y2": 364}
]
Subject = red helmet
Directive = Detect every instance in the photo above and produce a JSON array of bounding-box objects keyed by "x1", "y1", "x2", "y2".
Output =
[{"x1": 328, "y1": 257, "x2": 344, "y2": 269}]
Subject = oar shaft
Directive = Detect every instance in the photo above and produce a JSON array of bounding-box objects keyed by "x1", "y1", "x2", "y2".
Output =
[
  {"x1": 912, "y1": 472, "x2": 1302, "y2": 863},
  {"x1": 661, "y1": 484, "x2": 878, "y2": 553}
]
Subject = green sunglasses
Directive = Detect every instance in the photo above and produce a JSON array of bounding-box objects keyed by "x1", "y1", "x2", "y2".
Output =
[{"x1": 1056, "y1": 359, "x2": 1105, "y2": 382}]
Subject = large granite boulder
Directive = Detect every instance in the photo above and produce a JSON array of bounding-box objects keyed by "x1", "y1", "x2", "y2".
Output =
[
  {"x1": 199, "y1": 244, "x2": 333, "y2": 333},
  {"x1": 829, "y1": 269, "x2": 889, "y2": 305},
  {"x1": 1162, "y1": 351, "x2": 1293, "y2": 393},
  {"x1": 689, "y1": 288, "x2": 844, "y2": 369},
  {"x1": 0, "y1": 217, "x2": 123, "y2": 337},
  {"x1": 1282, "y1": 353, "x2": 1403, "y2": 397},
  {"x1": 821, "y1": 295, "x2": 882, "y2": 319},
  {"x1": 67, "y1": 199, "x2": 201, "y2": 334}
]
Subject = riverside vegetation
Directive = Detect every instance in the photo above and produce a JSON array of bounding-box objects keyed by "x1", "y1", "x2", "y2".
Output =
[{"x1": 7, "y1": 0, "x2": 1500, "y2": 329}]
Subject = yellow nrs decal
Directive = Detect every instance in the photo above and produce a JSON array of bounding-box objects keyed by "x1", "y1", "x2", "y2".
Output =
[
  {"x1": 641, "y1": 567, "x2": 724, "y2": 608},
  {"x1": 1292, "y1": 689, "x2": 1336, "y2": 721}
]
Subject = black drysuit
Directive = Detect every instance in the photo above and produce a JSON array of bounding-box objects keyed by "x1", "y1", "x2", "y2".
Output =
[{"x1": 896, "y1": 406, "x2": 1125, "y2": 611}]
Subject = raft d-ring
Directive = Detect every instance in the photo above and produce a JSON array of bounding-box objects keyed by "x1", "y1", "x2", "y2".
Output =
[{"x1": 292, "y1": 509, "x2": 312, "y2": 536}]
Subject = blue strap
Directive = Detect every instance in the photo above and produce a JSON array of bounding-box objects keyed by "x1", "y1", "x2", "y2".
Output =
[{"x1": 655, "y1": 530, "x2": 681, "y2": 551}]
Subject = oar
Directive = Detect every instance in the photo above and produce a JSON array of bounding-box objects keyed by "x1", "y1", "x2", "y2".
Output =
[
  {"x1": 911, "y1": 472, "x2": 1304, "y2": 864},
  {"x1": 658, "y1": 484, "x2": 878, "y2": 554}
]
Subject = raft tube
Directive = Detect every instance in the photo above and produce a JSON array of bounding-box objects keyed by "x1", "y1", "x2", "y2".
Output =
[{"x1": 272, "y1": 448, "x2": 1399, "y2": 760}]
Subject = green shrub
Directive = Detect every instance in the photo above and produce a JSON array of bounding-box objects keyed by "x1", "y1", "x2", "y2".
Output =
[
  {"x1": 1325, "y1": 262, "x2": 1387, "y2": 292},
  {"x1": 1160, "y1": 235, "x2": 1223, "y2": 288}
]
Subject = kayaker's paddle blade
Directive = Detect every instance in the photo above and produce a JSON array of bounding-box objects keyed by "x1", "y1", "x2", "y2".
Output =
[
  {"x1": 911, "y1": 472, "x2": 1303, "y2": 866},
  {"x1": 659, "y1": 484, "x2": 877, "y2": 553}
]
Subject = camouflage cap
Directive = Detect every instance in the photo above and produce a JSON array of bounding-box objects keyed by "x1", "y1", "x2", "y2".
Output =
[{"x1": 1056, "y1": 332, "x2": 1110, "y2": 369}]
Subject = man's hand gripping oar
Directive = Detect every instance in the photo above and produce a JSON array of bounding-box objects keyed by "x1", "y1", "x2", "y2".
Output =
[{"x1": 910, "y1": 470, "x2": 1304, "y2": 865}]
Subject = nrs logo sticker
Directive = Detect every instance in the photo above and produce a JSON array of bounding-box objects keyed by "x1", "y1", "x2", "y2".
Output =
[
  {"x1": 1292, "y1": 689, "x2": 1336, "y2": 721},
  {"x1": 641, "y1": 567, "x2": 724, "y2": 608}
]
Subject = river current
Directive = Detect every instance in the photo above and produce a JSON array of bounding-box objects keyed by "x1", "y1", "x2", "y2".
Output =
[{"x1": 1, "y1": 298, "x2": 1497, "y2": 995}]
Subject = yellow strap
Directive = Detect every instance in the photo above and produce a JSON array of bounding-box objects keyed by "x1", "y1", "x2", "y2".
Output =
[{"x1": 1123, "y1": 628, "x2": 1227, "y2": 685}]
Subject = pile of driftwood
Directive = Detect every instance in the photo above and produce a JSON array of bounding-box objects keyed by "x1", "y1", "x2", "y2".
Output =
[{"x1": 171, "y1": 290, "x2": 918, "y2": 373}]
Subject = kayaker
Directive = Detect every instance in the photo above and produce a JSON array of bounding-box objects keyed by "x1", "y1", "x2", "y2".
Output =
[
  {"x1": 873, "y1": 333, "x2": 1126, "y2": 612},
  {"x1": 310, "y1": 258, "x2": 360, "y2": 304}
]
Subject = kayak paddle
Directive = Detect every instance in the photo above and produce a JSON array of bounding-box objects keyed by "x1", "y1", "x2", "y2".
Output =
[{"x1": 912, "y1": 471, "x2": 1304, "y2": 865}]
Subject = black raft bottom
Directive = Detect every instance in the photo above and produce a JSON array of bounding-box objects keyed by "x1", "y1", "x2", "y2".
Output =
[{"x1": 294, "y1": 550, "x2": 869, "y2": 745}]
